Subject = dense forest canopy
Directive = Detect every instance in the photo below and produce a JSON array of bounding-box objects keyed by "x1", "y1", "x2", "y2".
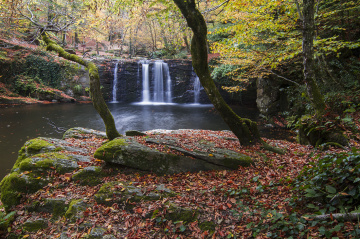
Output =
[{"x1": 1, "y1": 0, "x2": 359, "y2": 95}]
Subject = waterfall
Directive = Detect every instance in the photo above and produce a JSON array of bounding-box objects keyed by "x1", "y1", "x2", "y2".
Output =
[
  {"x1": 140, "y1": 60, "x2": 172, "y2": 104},
  {"x1": 111, "y1": 61, "x2": 119, "y2": 103},
  {"x1": 142, "y1": 61, "x2": 150, "y2": 103},
  {"x1": 153, "y1": 61, "x2": 165, "y2": 102},
  {"x1": 164, "y1": 63, "x2": 172, "y2": 103},
  {"x1": 194, "y1": 76, "x2": 201, "y2": 104}
]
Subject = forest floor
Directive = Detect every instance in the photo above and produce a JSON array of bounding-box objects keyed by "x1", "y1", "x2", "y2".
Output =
[{"x1": 1, "y1": 123, "x2": 360, "y2": 238}]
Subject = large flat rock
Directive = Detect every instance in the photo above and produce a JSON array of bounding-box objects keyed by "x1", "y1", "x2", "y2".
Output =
[{"x1": 94, "y1": 131, "x2": 253, "y2": 174}]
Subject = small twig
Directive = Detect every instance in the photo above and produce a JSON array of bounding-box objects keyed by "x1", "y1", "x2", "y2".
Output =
[
  {"x1": 260, "y1": 66, "x2": 301, "y2": 86},
  {"x1": 43, "y1": 117, "x2": 67, "y2": 133}
]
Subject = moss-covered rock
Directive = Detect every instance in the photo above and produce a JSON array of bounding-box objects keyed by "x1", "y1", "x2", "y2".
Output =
[
  {"x1": 26, "y1": 198, "x2": 67, "y2": 219},
  {"x1": 22, "y1": 218, "x2": 48, "y2": 232},
  {"x1": 0, "y1": 171, "x2": 48, "y2": 211},
  {"x1": 94, "y1": 136, "x2": 253, "y2": 175},
  {"x1": 15, "y1": 138, "x2": 56, "y2": 167},
  {"x1": 95, "y1": 182, "x2": 176, "y2": 207},
  {"x1": 72, "y1": 166, "x2": 105, "y2": 186},
  {"x1": 63, "y1": 127, "x2": 107, "y2": 139},
  {"x1": 199, "y1": 221, "x2": 216, "y2": 234},
  {"x1": 17, "y1": 152, "x2": 78, "y2": 174},
  {"x1": 89, "y1": 227, "x2": 106, "y2": 239},
  {"x1": 64, "y1": 199, "x2": 88, "y2": 220},
  {"x1": 165, "y1": 206, "x2": 199, "y2": 224}
]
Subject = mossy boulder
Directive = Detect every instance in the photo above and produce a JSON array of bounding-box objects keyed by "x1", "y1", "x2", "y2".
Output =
[
  {"x1": 0, "y1": 171, "x2": 48, "y2": 211},
  {"x1": 72, "y1": 166, "x2": 104, "y2": 186},
  {"x1": 16, "y1": 152, "x2": 78, "y2": 174},
  {"x1": 64, "y1": 199, "x2": 88, "y2": 220},
  {"x1": 26, "y1": 198, "x2": 67, "y2": 219},
  {"x1": 16, "y1": 138, "x2": 56, "y2": 164},
  {"x1": 22, "y1": 218, "x2": 48, "y2": 232},
  {"x1": 199, "y1": 221, "x2": 216, "y2": 234},
  {"x1": 95, "y1": 181, "x2": 176, "y2": 207},
  {"x1": 0, "y1": 137, "x2": 85, "y2": 211},
  {"x1": 165, "y1": 205, "x2": 199, "y2": 224},
  {"x1": 63, "y1": 127, "x2": 107, "y2": 139},
  {"x1": 94, "y1": 136, "x2": 253, "y2": 175}
]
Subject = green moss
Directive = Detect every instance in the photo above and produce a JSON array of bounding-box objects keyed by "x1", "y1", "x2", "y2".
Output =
[
  {"x1": 65, "y1": 199, "x2": 87, "y2": 219},
  {"x1": 22, "y1": 218, "x2": 47, "y2": 232},
  {"x1": 199, "y1": 221, "x2": 216, "y2": 234},
  {"x1": 95, "y1": 182, "x2": 176, "y2": 207},
  {"x1": 24, "y1": 138, "x2": 54, "y2": 155},
  {"x1": 222, "y1": 155, "x2": 253, "y2": 168},
  {"x1": 0, "y1": 172, "x2": 26, "y2": 211},
  {"x1": 14, "y1": 138, "x2": 55, "y2": 169},
  {"x1": 72, "y1": 167, "x2": 105, "y2": 186},
  {"x1": 48, "y1": 199, "x2": 67, "y2": 219},
  {"x1": 0, "y1": 169, "x2": 51, "y2": 211},
  {"x1": 93, "y1": 138, "x2": 127, "y2": 160},
  {"x1": 165, "y1": 204, "x2": 198, "y2": 224},
  {"x1": 18, "y1": 158, "x2": 54, "y2": 171}
]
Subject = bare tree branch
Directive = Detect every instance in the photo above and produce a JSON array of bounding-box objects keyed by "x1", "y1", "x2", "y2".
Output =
[{"x1": 202, "y1": 0, "x2": 230, "y2": 14}]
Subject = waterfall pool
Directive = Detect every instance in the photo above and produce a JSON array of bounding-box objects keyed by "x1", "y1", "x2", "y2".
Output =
[
  {"x1": 0, "y1": 102, "x2": 261, "y2": 178},
  {"x1": 0, "y1": 102, "x2": 293, "y2": 179}
]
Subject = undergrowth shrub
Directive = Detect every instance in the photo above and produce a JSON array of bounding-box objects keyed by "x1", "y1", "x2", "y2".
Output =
[{"x1": 293, "y1": 148, "x2": 360, "y2": 214}]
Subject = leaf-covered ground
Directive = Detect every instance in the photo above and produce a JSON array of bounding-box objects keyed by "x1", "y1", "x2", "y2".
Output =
[{"x1": 1, "y1": 127, "x2": 359, "y2": 238}]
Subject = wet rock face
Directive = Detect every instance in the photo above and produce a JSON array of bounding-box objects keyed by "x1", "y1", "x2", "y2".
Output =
[{"x1": 256, "y1": 77, "x2": 288, "y2": 116}]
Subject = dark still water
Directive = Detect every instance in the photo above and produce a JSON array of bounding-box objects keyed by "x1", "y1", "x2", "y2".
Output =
[{"x1": 0, "y1": 103, "x2": 260, "y2": 178}]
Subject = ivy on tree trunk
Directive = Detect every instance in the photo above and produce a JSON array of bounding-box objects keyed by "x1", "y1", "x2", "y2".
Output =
[
  {"x1": 302, "y1": 0, "x2": 326, "y2": 116},
  {"x1": 172, "y1": 0, "x2": 260, "y2": 146},
  {"x1": 42, "y1": 33, "x2": 121, "y2": 140}
]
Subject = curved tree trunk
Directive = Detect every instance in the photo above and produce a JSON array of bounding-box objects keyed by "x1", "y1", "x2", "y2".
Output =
[
  {"x1": 173, "y1": 0, "x2": 260, "y2": 146},
  {"x1": 42, "y1": 33, "x2": 121, "y2": 140}
]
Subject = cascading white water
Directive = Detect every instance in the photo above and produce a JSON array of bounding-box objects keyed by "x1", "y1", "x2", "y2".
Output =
[
  {"x1": 141, "y1": 61, "x2": 150, "y2": 103},
  {"x1": 164, "y1": 63, "x2": 172, "y2": 103},
  {"x1": 194, "y1": 76, "x2": 201, "y2": 104},
  {"x1": 111, "y1": 61, "x2": 119, "y2": 103},
  {"x1": 140, "y1": 60, "x2": 172, "y2": 104},
  {"x1": 153, "y1": 61, "x2": 165, "y2": 102}
]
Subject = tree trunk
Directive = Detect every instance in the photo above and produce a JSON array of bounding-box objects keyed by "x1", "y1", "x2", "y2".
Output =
[
  {"x1": 42, "y1": 33, "x2": 121, "y2": 140},
  {"x1": 302, "y1": 0, "x2": 326, "y2": 116},
  {"x1": 74, "y1": 32, "x2": 79, "y2": 49},
  {"x1": 172, "y1": 0, "x2": 260, "y2": 146}
]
